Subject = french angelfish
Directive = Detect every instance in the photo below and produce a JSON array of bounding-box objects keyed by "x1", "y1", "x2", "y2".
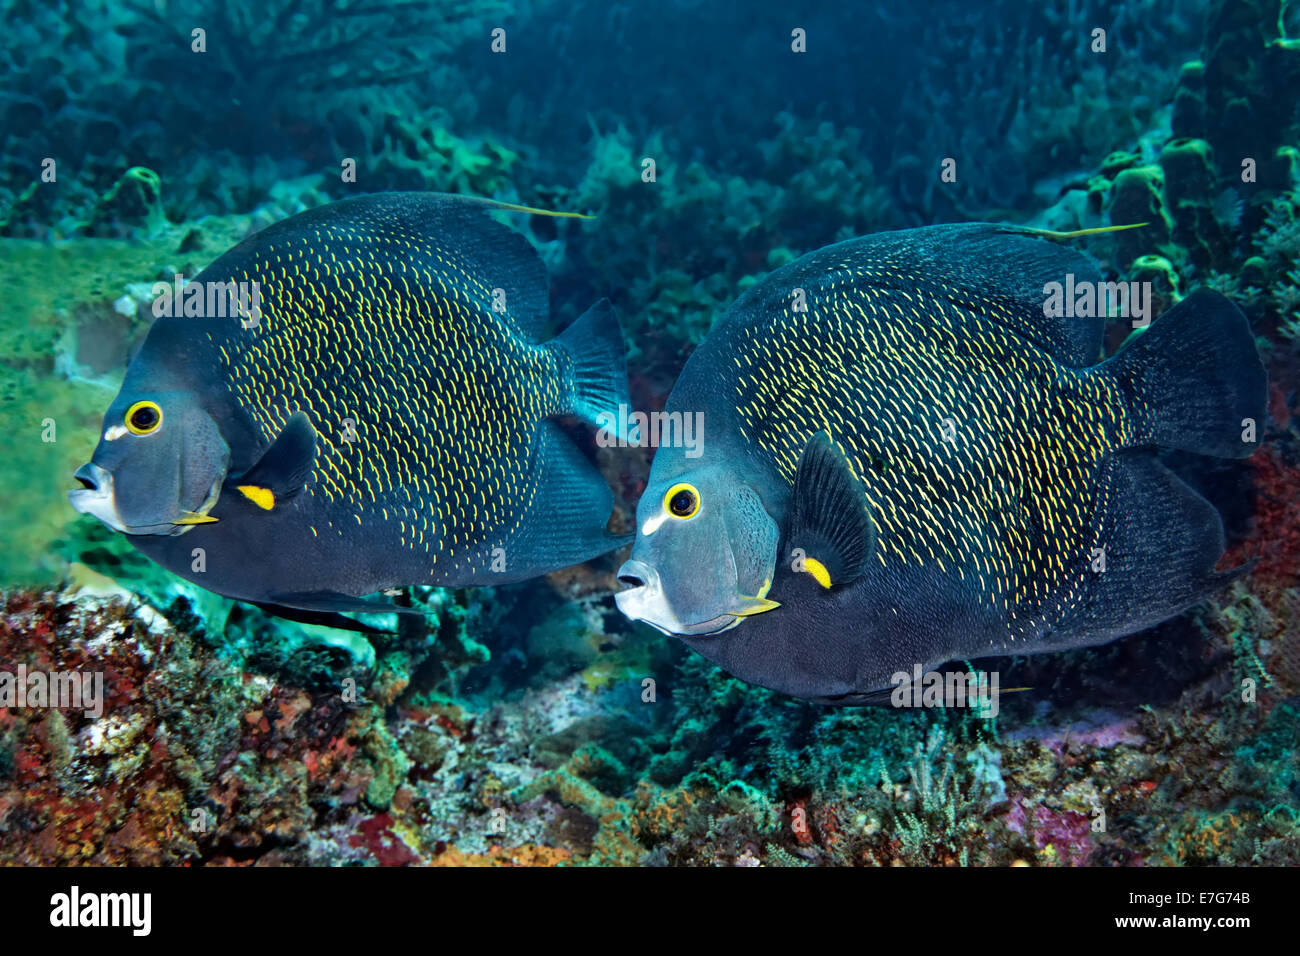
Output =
[
  {"x1": 615, "y1": 223, "x2": 1266, "y2": 703},
  {"x1": 69, "y1": 192, "x2": 634, "y2": 624}
]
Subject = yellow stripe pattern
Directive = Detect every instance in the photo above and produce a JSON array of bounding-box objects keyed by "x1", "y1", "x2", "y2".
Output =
[
  {"x1": 205, "y1": 210, "x2": 566, "y2": 577},
  {"x1": 730, "y1": 252, "x2": 1135, "y2": 641}
]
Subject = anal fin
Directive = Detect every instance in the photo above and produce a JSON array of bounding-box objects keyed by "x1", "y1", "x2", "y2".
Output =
[
  {"x1": 250, "y1": 601, "x2": 395, "y2": 635},
  {"x1": 269, "y1": 589, "x2": 429, "y2": 618},
  {"x1": 1052, "y1": 452, "x2": 1244, "y2": 648}
]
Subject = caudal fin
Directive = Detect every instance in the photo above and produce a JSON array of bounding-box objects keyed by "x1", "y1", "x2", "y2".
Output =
[
  {"x1": 1105, "y1": 288, "x2": 1266, "y2": 458},
  {"x1": 551, "y1": 298, "x2": 637, "y2": 443},
  {"x1": 500, "y1": 422, "x2": 631, "y2": 580}
]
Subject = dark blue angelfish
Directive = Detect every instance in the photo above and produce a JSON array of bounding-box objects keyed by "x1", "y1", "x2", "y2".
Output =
[
  {"x1": 70, "y1": 193, "x2": 633, "y2": 625},
  {"x1": 616, "y1": 224, "x2": 1266, "y2": 703}
]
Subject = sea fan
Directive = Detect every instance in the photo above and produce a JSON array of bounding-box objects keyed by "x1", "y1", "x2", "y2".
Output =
[{"x1": 115, "y1": 0, "x2": 504, "y2": 151}]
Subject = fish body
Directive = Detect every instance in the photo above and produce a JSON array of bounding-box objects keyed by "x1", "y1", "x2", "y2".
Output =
[
  {"x1": 615, "y1": 223, "x2": 1266, "y2": 703},
  {"x1": 70, "y1": 193, "x2": 632, "y2": 618}
]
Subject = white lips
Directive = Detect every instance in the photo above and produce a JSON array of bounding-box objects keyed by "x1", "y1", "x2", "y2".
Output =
[
  {"x1": 614, "y1": 558, "x2": 742, "y2": 637},
  {"x1": 68, "y1": 463, "x2": 130, "y2": 533},
  {"x1": 68, "y1": 488, "x2": 129, "y2": 533},
  {"x1": 614, "y1": 558, "x2": 663, "y2": 624}
]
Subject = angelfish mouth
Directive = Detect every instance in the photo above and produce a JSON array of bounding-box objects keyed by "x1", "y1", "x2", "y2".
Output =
[
  {"x1": 68, "y1": 462, "x2": 132, "y2": 533},
  {"x1": 614, "y1": 557, "x2": 768, "y2": 638},
  {"x1": 68, "y1": 463, "x2": 224, "y2": 536}
]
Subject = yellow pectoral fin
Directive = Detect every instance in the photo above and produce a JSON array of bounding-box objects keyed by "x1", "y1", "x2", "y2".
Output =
[
  {"x1": 237, "y1": 485, "x2": 275, "y2": 510},
  {"x1": 803, "y1": 557, "x2": 832, "y2": 589},
  {"x1": 731, "y1": 595, "x2": 781, "y2": 617},
  {"x1": 172, "y1": 511, "x2": 219, "y2": 526}
]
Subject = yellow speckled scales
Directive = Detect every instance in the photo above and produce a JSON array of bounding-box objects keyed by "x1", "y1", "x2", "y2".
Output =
[
  {"x1": 143, "y1": 193, "x2": 626, "y2": 592},
  {"x1": 209, "y1": 197, "x2": 565, "y2": 573},
  {"x1": 713, "y1": 224, "x2": 1134, "y2": 636}
]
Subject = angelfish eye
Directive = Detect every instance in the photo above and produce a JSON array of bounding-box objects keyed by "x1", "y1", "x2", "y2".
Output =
[
  {"x1": 125, "y1": 400, "x2": 162, "y2": 435},
  {"x1": 664, "y1": 482, "x2": 700, "y2": 520}
]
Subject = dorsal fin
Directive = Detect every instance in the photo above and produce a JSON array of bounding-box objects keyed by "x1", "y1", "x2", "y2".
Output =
[
  {"x1": 189, "y1": 192, "x2": 575, "y2": 343},
  {"x1": 739, "y1": 222, "x2": 1114, "y2": 368}
]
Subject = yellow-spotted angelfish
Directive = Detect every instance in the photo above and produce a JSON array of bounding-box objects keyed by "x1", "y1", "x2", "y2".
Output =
[
  {"x1": 615, "y1": 223, "x2": 1266, "y2": 703},
  {"x1": 70, "y1": 192, "x2": 635, "y2": 627}
]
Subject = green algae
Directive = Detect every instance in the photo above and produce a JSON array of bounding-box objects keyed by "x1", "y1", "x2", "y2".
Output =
[
  {"x1": 0, "y1": 215, "x2": 256, "y2": 587},
  {"x1": 365, "y1": 719, "x2": 412, "y2": 811},
  {"x1": 0, "y1": 235, "x2": 174, "y2": 586}
]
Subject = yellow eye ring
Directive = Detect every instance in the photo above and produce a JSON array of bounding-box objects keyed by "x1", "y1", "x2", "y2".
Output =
[
  {"x1": 125, "y1": 400, "x2": 163, "y2": 436},
  {"x1": 663, "y1": 482, "x2": 700, "y2": 520}
]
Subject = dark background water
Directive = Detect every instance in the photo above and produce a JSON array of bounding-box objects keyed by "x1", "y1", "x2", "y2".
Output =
[
  {"x1": 3, "y1": 0, "x2": 1205, "y2": 229},
  {"x1": 1, "y1": 0, "x2": 1298, "y2": 869}
]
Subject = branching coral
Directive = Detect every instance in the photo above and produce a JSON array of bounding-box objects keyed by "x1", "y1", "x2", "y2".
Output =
[
  {"x1": 880, "y1": 725, "x2": 1001, "y2": 866},
  {"x1": 1255, "y1": 191, "x2": 1300, "y2": 341},
  {"x1": 117, "y1": 0, "x2": 503, "y2": 136}
]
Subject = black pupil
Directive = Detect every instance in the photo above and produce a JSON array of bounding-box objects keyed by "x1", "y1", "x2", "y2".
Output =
[
  {"x1": 132, "y1": 406, "x2": 158, "y2": 429},
  {"x1": 670, "y1": 490, "x2": 695, "y2": 516}
]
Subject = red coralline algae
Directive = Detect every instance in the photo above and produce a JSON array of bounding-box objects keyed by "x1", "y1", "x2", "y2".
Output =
[
  {"x1": 0, "y1": 593, "x2": 392, "y2": 865},
  {"x1": 1005, "y1": 797, "x2": 1095, "y2": 867},
  {"x1": 348, "y1": 813, "x2": 422, "y2": 866},
  {"x1": 812, "y1": 803, "x2": 846, "y2": 851},
  {"x1": 1224, "y1": 444, "x2": 1300, "y2": 587}
]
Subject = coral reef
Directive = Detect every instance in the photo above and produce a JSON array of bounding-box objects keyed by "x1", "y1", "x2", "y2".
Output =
[
  {"x1": 1, "y1": 0, "x2": 1298, "y2": 868},
  {"x1": 4, "y1": 576, "x2": 1297, "y2": 867}
]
